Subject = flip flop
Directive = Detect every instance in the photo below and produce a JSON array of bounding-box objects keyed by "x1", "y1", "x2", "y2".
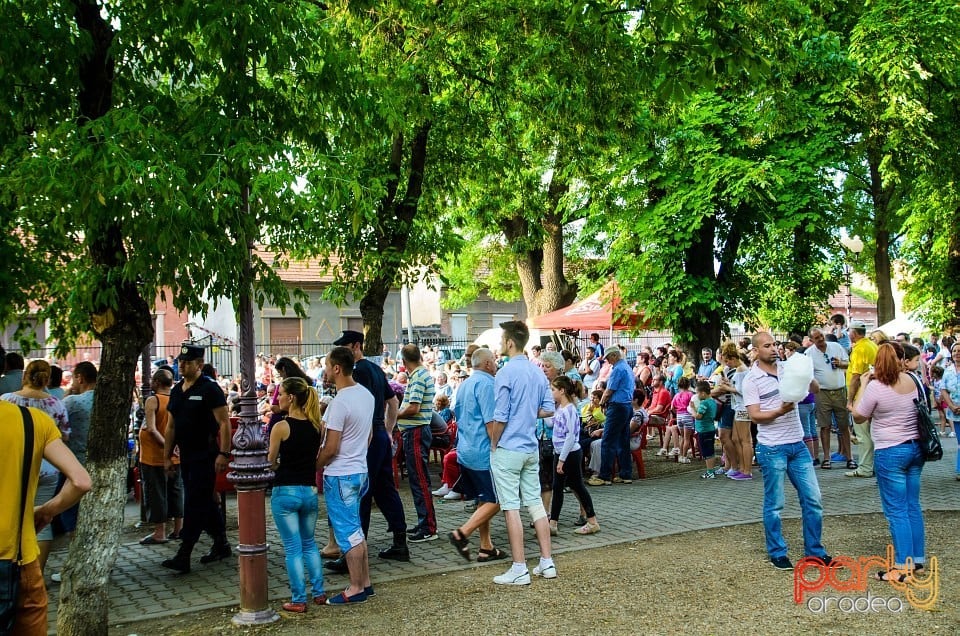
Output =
[
  {"x1": 476, "y1": 547, "x2": 507, "y2": 563},
  {"x1": 876, "y1": 569, "x2": 910, "y2": 583},
  {"x1": 139, "y1": 536, "x2": 168, "y2": 545},
  {"x1": 448, "y1": 529, "x2": 471, "y2": 561}
]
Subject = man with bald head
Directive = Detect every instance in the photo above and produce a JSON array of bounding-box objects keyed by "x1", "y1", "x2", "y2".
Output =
[
  {"x1": 744, "y1": 332, "x2": 830, "y2": 571},
  {"x1": 447, "y1": 347, "x2": 505, "y2": 563}
]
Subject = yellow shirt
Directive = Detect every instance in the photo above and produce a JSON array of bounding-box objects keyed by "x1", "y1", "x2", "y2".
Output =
[
  {"x1": 847, "y1": 338, "x2": 879, "y2": 387},
  {"x1": 1, "y1": 401, "x2": 62, "y2": 563}
]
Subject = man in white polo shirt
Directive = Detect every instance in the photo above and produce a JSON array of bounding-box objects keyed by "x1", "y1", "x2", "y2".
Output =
[
  {"x1": 805, "y1": 327, "x2": 849, "y2": 468},
  {"x1": 743, "y1": 332, "x2": 831, "y2": 571}
]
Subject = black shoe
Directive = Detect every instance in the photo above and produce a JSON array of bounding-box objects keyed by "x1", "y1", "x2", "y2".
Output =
[
  {"x1": 324, "y1": 556, "x2": 349, "y2": 574},
  {"x1": 770, "y1": 556, "x2": 794, "y2": 571},
  {"x1": 199, "y1": 544, "x2": 232, "y2": 564},
  {"x1": 161, "y1": 554, "x2": 191, "y2": 574},
  {"x1": 408, "y1": 530, "x2": 438, "y2": 543},
  {"x1": 378, "y1": 544, "x2": 411, "y2": 562}
]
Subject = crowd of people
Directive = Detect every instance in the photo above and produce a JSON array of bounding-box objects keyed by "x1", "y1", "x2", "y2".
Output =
[{"x1": 2, "y1": 314, "x2": 954, "y2": 627}]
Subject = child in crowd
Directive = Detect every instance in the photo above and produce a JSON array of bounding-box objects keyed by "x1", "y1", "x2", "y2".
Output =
[
  {"x1": 931, "y1": 366, "x2": 953, "y2": 437},
  {"x1": 673, "y1": 377, "x2": 695, "y2": 463},
  {"x1": 692, "y1": 381, "x2": 719, "y2": 479}
]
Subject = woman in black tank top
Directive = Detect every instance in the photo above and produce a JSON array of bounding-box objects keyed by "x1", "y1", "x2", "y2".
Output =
[{"x1": 268, "y1": 377, "x2": 325, "y2": 611}]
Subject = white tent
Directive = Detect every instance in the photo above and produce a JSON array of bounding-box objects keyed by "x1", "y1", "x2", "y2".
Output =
[{"x1": 876, "y1": 314, "x2": 926, "y2": 337}]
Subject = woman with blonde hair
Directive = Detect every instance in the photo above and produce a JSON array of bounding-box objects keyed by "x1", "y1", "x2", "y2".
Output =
[
  {"x1": 1, "y1": 359, "x2": 70, "y2": 571},
  {"x1": 268, "y1": 377, "x2": 326, "y2": 611},
  {"x1": 719, "y1": 343, "x2": 752, "y2": 480}
]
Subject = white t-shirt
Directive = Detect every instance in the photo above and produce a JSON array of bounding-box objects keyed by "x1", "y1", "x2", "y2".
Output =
[
  {"x1": 805, "y1": 342, "x2": 848, "y2": 390},
  {"x1": 322, "y1": 383, "x2": 374, "y2": 477},
  {"x1": 742, "y1": 362, "x2": 803, "y2": 446}
]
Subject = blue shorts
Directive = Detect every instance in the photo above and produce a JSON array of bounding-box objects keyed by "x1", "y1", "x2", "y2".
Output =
[
  {"x1": 718, "y1": 404, "x2": 734, "y2": 430},
  {"x1": 323, "y1": 473, "x2": 369, "y2": 554},
  {"x1": 457, "y1": 466, "x2": 498, "y2": 504},
  {"x1": 697, "y1": 430, "x2": 717, "y2": 458}
]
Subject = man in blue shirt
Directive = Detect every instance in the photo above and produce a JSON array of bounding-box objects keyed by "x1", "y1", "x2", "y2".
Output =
[
  {"x1": 489, "y1": 321, "x2": 556, "y2": 585},
  {"x1": 697, "y1": 347, "x2": 719, "y2": 380},
  {"x1": 589, "y1": 348, "x2": 635, "y2": 486},
  {"x1": 447, "y1": 348, "x2": 507, "y2": 563}
]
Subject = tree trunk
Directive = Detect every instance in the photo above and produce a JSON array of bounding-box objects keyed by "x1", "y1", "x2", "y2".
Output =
[
  {"x1": 360, "y1": 276, "x2": 390, "y2": 356},
  {"x1": 57, "y1": 284, "x2": 153, "y2": 635},
  {"x1": 678, "y1": 213, "x2": 722, "y2": 360},
  {"x1": 874, "y1": 229, "x2": 895, "y2": 325},
  {"x1": 867, "y1": 143, "x2": 895, "y2": 325}
]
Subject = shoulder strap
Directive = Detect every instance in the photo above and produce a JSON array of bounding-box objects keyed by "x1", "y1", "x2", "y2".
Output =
[
  {"x1": 907, "y1": 372, "x2": 925, "y2": 404},
  {"x1": 16, "y1": 406, "x2": 34, "y2": 564}
]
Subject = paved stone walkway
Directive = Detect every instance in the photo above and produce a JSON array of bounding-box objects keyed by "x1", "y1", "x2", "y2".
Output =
[{"x1": 46, "y1": 442, "x2": 959, "y2": 633}]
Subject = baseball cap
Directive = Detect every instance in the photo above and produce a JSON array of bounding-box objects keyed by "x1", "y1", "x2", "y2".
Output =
[
  {"x1": 849, "y1": 320, "x2": 867, "y2": 330},
  {"x1": 177, "y1": 343, "x2": 205, "y2": 361},
  {"x1": 333, "y1": 330, "x2": 364, "y2": 346}
]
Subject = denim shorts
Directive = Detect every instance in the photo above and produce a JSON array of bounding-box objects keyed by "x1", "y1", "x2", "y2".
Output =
[
  {"x1": 718, "y1": 404, "x2": 734, "y2": 430},
  {"x1": 677, "y1": 414, "x2": 695, "y2": 431},
  {"x1": 490, "y1": 448, "x2": 541, "y2": 511},
  {"x1": 323, "y1": 473, "x2": 369, "y2": 554}
]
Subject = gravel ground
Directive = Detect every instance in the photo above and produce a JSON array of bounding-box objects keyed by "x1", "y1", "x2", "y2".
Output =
[{"x1": 113, "y1": 510, "x2": 958, "y2": 635}]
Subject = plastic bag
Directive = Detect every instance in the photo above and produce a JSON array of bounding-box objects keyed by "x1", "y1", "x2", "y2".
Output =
[{"x1": 779, "y1": 354, "x2": 814, "y2": 403}]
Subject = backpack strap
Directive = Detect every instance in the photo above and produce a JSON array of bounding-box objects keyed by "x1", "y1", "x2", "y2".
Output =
[{"x1": 15, "y1": 406, "x2": 35, "y2": 565}]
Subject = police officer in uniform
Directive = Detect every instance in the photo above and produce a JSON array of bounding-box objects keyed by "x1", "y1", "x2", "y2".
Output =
[{"x1": 161, "y1": 344, "x2": 233, "y2": 573}]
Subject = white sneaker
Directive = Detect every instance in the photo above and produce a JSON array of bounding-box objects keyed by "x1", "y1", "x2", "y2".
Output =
[
  {"x1": 679, "y1": 457, "x2": 691, "y2": 464},
  {"x1": 51, "y1": 572, "x2": 62, "y2": 583},
  {"x1": 493, "y1": 568, "x2": 531, "y2": 586},
  {"x1": 656, "y1": 448, "x2": 668, "y2": 457},
  {"x1": 443, "y1": 490, "x2": 461, "y2": 500},
  {"x1": 432, "y1": 484, "x2": 451, "y2": 497},
  {"x1": 670, "y1": 448, "x2": 680, "y2": 456},
  {"x1": 533, "y1": 563, "x2": 558, "y2": 579}
]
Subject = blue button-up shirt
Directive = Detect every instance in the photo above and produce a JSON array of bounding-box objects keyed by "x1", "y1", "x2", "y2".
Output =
[
  {"x1": 606, "y1": 359, "x2": 635, "y2": 404},
  {"x1": 453, "y1": 370, "x2": 496, "y2": 470},
  {"x1": 493, "y1": 355, "x2": 554, "y2": 454}
]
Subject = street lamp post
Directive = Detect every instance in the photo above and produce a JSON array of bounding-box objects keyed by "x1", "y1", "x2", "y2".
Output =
[
  {"x1": 228, "y1": 187, "x2": 278, "y2": 626},
  {"x1": 840, "y1": 235, "x2": 865, "y2": 323}
]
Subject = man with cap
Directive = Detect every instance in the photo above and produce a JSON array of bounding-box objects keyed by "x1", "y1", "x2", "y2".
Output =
[
  {"x1": 161, "y1": 343, "x2": 233, "y2": 573},
  {"x1": 588, "y1": 348, "x2": 634, "y2": 486},
  {"x1": 325, "y1": 331, "x2": 409, "y2": 574}
]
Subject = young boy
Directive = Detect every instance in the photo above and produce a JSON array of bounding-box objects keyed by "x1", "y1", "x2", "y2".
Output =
[{"x1": 691, "y1": 380, "x2": 719, "y2": 479}]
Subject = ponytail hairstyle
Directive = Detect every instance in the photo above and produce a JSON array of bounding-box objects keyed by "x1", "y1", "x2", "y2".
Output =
[
  {"x1": 551, "y1": 375, "x2": 578, "y2": 404},
  {"x1": 24, "y1": 360, "x2": 51, "y2": 391},
  {"x1": 282, "y1": 377, "x2": 322, "y2": 433}
]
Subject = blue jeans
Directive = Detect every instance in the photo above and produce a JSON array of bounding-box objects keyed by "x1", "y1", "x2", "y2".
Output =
[
  {"x1": 599, "y1": 402, "x2": 632, "y2": 481},
  {"x1": 271, "y1": 485, "x2": 324, "y2": 603},
  {"x1": 797, "y1": 402, "x2": 817, "y2": 442},
  {"x1": 953, "y1": 420, "x2": 960, "y2": 475},
  {"x1": 874, "y1": 441, "x2": 925, "y2": 568},
  {"x1": 755, "y1": 442, "x2": 827, "y2": 560}
]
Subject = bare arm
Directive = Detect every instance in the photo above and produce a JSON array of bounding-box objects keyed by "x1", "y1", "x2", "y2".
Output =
[
  {"x1": 163, "y1": 412, "x2": 178, "y2": 473},
  {"x1": 747, "y1": 401, "x2": 795, "y2": 425},
  {"x1": 487, "y1": 420, "x2": 506, "y2": 450},
  {"x1": 316, "y1": 428, "x2": 342, "y2": 468},
  {"x1": 397, "y1": 401, "x2": 421, "y2": 418},
  {"x1": 214, "y1": 405, "x2": 231, "y2": 472},
  {"x1": 143, "y1": 395, "x2": 165, "y2": 447},
  {"x1": 384, "y1": 395, "x2": 399, "y2": 434},
  {"x1": 35, "y1": 439, "x2": 91, "y2": 531},
  {"x1": 267, "y1": 420, "x2": 288, "y2": 469}
]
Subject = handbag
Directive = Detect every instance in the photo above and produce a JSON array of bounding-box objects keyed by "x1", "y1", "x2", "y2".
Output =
[
  {"x1": 908, "y1": 374, "x2": 942, "y2": 462},
  {"x1": 0, "y1": 407, "x2": 34, "y2": 635}
]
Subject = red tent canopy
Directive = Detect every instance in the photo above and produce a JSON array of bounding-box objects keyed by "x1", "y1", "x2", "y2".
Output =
[{"x1": 529, "y1": 283, "x2": 644, "y2": 331}]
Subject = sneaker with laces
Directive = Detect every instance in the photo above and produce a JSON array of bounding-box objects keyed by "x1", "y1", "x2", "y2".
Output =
[
  {"x1": 493, "y1": 568, "x2": 531, "y2": 586},
  {"x1": 700, "y1": 471, "x2": 715, "y2": 479},
  {"x1": 656, "y1": 448, "x2": 668, "y2": 457},
  {"x1": 442, "y1": 490, "x2": 461, "y2": 500},
  {"x1": 432, "y1": 484, "x2": 451, "y2": 497},
  {"x1": 533, "y1": 563, "x2": 558, "y2": 579},
  {"x1": 670, "y1": 448, "x2": 681, "y2": 456},
  {"x1": 678, "y1": 456, "x2": 691, "y2": 464},
  {"x1": 408, "y1": 530, "x2": 438, "y2": 543},
  {"x1": 770, "y1": 556, "x2": 794, "y2": 570},
  {"x1": 713, "y1": 467, "x2": 726, "y2": 476}
]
